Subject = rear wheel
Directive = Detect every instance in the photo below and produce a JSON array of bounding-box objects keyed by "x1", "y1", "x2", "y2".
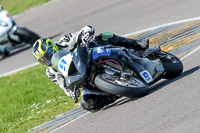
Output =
[
  {"x1": 161, "y1": 52, "x2": 183, "y2": 79},
  {"x1": 94, "y1": 73, "x2": 149, "y2": 97},
  {"x1": 15, "y1": 27, "x2": 40, "y2": 45}
]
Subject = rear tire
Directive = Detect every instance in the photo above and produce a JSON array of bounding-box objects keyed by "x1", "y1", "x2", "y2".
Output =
[
  {"x1": 94, "y1": 73, "x2": 149, "y2": 98},
  {"x1": 161, "y1": 52, "x2": 183, "y2": 79},
  {"x1": 15, "y1": 27, "x2": 40, "y2": 45}
]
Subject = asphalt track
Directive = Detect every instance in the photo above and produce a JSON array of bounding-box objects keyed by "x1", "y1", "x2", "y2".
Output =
[{"x1": 1, "y1": 0, "x2": 200, "y2": 132}]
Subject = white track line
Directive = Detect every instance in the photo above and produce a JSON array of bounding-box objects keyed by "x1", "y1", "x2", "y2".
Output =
[
  {"x1": 0, "y1": 62, "x2": 39, "y2": 78},
  {"x1": 123, "y1": 16, "x2": 200, "y2": 36},
  {"x1": 49, "y1": 112, "x2": 90, "y2": 133},
  {"x1": 180, "y1": 44, "x2": 200, "y2": 60}
]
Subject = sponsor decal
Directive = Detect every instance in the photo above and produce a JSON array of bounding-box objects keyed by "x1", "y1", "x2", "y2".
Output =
[
  {"x1": 156, "y1": 65, "x2": 164, "y2": 71},
  {"x1": 60, "y1": 59, "x2": 67, "y2": 71},
  {"x1": 92, "y1": 47, "x2": 111, "y2": 59},
  {"x1": 58, "y1": 53, "x2": 72, "y2": 76}
]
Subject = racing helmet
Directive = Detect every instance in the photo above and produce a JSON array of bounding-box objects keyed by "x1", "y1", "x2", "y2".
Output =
[
  {"x1": 96, "y1": 32, "x2": 119, "y2": 45},
  {"x1": 32, "y1": 38, "x2": 59, "y2": 66},
  {"x1": 101, "y1": 32, "x2": 114, "y2": 41}
]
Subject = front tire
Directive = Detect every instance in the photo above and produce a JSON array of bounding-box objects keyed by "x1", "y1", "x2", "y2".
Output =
[{"x1": 94, "y1": 73, "x2": 149, "y2": 98}]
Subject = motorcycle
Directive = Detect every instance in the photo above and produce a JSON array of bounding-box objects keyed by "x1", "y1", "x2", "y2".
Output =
[
  {"x1": 51, "y1": 43, "x2": 183, "y2": 103},
  {"x1": 0, "y1": 9, "x2": 40, "y2": 59}
]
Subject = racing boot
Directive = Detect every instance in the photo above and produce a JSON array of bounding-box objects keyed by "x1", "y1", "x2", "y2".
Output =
[
  {"x1": 0, "y1": 44, "x2": 9, "y2": 60},
  {"x1": 95, "y1": 32, "x2": 149, "y2": 50},
  {"x1": 80, "y1": 88, "x2": 120, "y2": 112}
]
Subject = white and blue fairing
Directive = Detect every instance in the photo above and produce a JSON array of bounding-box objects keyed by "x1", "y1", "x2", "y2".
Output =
[{"x1": 51, "y1": 46, "x2": 87, "y2": 88}]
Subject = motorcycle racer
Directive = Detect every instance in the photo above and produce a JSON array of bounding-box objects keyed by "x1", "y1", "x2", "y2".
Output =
[
  {"x1": 0, "y1": 5, "x2": 40, "y2": 60},
  {"x1": 0, "y1": 5, "x2": 12, "y2": 57},
  {"x1": 32, "y1": 25, "x2": 149, "y2": 111}
]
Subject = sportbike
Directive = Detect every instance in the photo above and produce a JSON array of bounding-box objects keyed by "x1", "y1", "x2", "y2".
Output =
[{"x1": 52, "y1": 44, "x2": 183, "y2": 102}]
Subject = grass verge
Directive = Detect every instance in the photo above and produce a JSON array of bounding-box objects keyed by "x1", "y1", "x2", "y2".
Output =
[
  {"x1": 0, "y1": 0, "x2": 51, "y2": 15},
  {"x1": 0, "y1": 65, "x2": 80, "y2": 133}
]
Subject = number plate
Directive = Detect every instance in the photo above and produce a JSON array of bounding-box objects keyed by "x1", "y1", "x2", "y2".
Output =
[
  {"x1": 140, "y1": 70, "x2": 153, "y2": 83},
  {"x1": 58, "y1": 53, "x2": 72, "y2": 76}
]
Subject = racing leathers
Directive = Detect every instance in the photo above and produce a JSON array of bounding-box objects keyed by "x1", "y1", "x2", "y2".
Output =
[{"x1": 46, "y1": 25, "x2": 149, "y2": 111}]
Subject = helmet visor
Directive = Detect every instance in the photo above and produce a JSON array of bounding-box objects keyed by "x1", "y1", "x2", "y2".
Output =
[{"x1": 38, "y1": 47, "x2": 54, "y2": 66}]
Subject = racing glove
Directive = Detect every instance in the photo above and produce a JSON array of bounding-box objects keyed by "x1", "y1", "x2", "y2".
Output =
[
  {"x1": 76, "y1": 25, "x2": 95, "y2": 46},
  {"x1": 57, "y1": 25, "x2": 95, "y2": 50},
  {"x1": 57, "y1": 32, "x2": 77, "y2": 51},
  {"x1": 46, "y1": 67, "x2": 80, "y2": 99},
  {"x1": 136, "y1": 39, "x2": 149, "y2": 49}
]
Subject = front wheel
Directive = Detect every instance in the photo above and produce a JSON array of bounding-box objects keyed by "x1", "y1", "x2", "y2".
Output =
[{"x1": 94, "y1": 73, "x2": 149, "y2": 98}]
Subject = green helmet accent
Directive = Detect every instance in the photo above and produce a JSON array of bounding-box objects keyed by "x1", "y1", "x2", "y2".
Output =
[
  {"x1": 32, "y1": 38, "x2": 59, "y2": 66},
  {"x1": 102, "y1": 32, "x2": 114, "y2": 41}
]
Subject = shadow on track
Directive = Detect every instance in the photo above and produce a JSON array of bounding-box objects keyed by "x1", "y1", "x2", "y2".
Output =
[
  {"x1": 102, "y1": 97, "x2": 133, "y2": 110},
  {"x1": 149, "y1": 65, "x2": 200, "y2": 94},
  {"x1": 102, "y1": 66, "x2": 200, "y2": 111},
  {"x1": 0, "y1": 33, "x2": 63, "y2": 61}
]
